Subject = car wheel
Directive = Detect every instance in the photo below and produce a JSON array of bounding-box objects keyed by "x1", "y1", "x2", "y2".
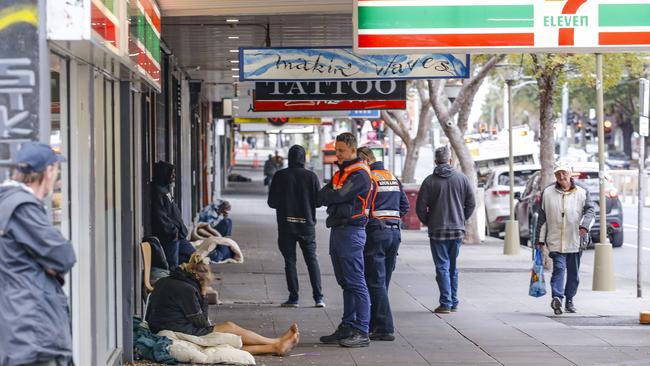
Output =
[{"x1": 611, "y1": 231, "x2": 624, "y2": 247}]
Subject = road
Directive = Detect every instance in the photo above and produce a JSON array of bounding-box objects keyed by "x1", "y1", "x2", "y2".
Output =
[{"x1": 580, "y1": 204, "x2": 650, "y2": 288}]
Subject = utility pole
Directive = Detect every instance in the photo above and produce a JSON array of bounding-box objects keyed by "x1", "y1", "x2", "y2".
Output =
[
  {"x1": 592, "y1": 54, "x2": 616, "y2": 291},
  {"x1": 637, "y1": 78, "x2": 649, "y2": 298}
]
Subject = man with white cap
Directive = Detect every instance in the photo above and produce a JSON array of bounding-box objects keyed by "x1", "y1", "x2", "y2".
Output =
[{"x1": 535, "y1": 161, "x2": 594, "y2": 315}]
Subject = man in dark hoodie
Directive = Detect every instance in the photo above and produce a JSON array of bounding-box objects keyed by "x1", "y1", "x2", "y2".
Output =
[
  {"x1": 151, "y1": 161, "x2": 195, "y2": 268},
  {"x1": 416, "y1": 146, "x2": 475, "y2": 314},
  {"x1": 0, "y1": 142, "x2": 76, "y2": 366},
  {"x1": 268, "y1": 145, "x2": 324, "y2": 308}
]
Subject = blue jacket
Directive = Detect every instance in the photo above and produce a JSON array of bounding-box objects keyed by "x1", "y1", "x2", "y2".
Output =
[
  {"x1": 0, "y1": 181, "x2": 77, "y2": 366},
  {"x1": 319, "y1": 158, "x2": 373, "y2": 228},
  {"x1": 367, "y1": 162, "x2": 409, "y2": 227}
]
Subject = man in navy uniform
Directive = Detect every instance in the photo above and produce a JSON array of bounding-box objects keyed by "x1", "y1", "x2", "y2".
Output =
[
  {"x1": 318, "y1": 133, "x2": 373, "y2": 348},
  {"x1": 357, "y1": 146, "x2": 409, "y2": 341}
]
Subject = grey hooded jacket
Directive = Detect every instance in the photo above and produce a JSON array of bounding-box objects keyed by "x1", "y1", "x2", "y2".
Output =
[
  {"x1": 415, "y1": 164, "x2": 476, "y2": 237},
  {"x1": 0, "y1": 180, "x2": 77, "y2": 366}
]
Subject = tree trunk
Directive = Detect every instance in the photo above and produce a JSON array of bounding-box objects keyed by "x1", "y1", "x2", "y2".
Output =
[
  {"x1": 531, "y1": 54, "x2": 563, "y2": 189},
  {"x1": 401, "y1": 141, "x2": 419, "y2": 184}
]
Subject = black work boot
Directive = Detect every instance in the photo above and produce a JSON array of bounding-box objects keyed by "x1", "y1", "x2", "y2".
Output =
[
  {"x1": 339, "y1": 328, "x2": 370, "y2": 348},
  {"x1": 320, "y1": 323, "x2": 352, "y2": 344},
  {"x1": 565, "y1": 299, "x2": 577, "y2": 313}
]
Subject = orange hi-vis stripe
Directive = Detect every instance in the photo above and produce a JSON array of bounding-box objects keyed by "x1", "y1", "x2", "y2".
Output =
[{"x1": 332, "y1": 162, "x2": 372, "y2": 219}]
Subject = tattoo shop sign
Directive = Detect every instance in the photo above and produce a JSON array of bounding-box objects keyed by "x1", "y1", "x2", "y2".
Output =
[
  {"x1": 239, "y1": 47, "x2": 469, "y2": 81},
  {"x1": 253, "y1": 81, "x2": 407, "y2": 111}
]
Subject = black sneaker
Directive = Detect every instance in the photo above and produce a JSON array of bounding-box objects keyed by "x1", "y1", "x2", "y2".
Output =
[
  {"x1": 551, "y1": 297, "x2": 563, "y2": 315},
  {"x1": 339, "y1": 328, "x2": 370, "y2": 348},
  {"x1": 320, "y1": 323, "x2": 352, "y2": 344},
  {"x1": 281, "y1": 299, "x2": 299, "y2": 308},
  {"x1": 451, "y1": 306, "x2": 458, "y2": 313},
  {"x1": 434, "y1": 305, "x2": 451, "y2": 314},
  {"x1": 369, "y1": 332, "x2": 395, "y2": 341},
  {"x1": 565, "y1": 300, "x2": 576, "y2": 313}
]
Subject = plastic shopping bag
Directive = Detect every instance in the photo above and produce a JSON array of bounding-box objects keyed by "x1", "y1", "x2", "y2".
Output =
[{"x1": 528, "y1": 248, "x2": 547, "y2": 297}]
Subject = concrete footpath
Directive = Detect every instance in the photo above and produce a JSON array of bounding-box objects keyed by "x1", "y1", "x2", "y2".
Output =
[{"x1": 205, "y1": 177, "x2": 650, "y2": 366}]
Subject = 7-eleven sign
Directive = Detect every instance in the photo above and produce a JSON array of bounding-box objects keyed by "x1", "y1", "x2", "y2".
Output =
[{"x1": 354, "y1": 0, "x2": 650, "y2": 53}]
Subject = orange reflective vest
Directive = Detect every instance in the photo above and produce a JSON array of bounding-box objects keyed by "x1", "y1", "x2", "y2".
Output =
[{"x1": 332, "y1": 161, "x2": 373, "y2": 219}]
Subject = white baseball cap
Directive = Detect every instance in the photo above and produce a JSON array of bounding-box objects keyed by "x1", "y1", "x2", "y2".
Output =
[{"x1": 553, "y1": 161, "x2": 573, "y2": 174}]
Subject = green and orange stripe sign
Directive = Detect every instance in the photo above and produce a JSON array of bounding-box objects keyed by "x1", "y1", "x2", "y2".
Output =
[
  {"x1": 129, "y1": 0, "x2": 161, "y2": 88},
  {"x1": 355, "y1": 0, "x2": 650, "y2": 53}
]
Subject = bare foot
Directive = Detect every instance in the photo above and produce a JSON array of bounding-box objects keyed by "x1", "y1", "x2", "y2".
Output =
[
  {"x1": 280, "y1": 324, "x2": 299, "y2": 343},
  {"x1": 274, "y1": 329, "x2": 300, "y2": 356}
]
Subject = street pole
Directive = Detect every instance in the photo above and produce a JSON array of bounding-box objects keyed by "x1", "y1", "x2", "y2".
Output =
[
  {"x1": 504, "y1": 79, "x2": 519, "y2": 255},
  {"x1": 389, "y1": 128, "x2": 396, "y2": 173},
  {"x1": 561, "y1": 83, "x2": 569, "y2": 158},
  {"x1": 593, "y1": 53, "x2": 616, "y2": 291},
  {"x1": 637, "y1": 78, "x2": 649, "y2": 298}
]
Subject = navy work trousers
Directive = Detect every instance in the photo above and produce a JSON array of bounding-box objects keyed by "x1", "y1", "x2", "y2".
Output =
[
  {"x1": 330, "y1": 226, "x2": 370, "y2": 333},
  {"x1": 278, "y1": 231, "x2": 323, "y2": 302},
  {"x1": 364, "y1": 225, "x2": 401, "y2": 334}
]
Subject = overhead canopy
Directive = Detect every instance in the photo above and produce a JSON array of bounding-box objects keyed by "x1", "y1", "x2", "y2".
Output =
[{"x1": 158, "y1": 0, "x2": 351, "y2": 16}]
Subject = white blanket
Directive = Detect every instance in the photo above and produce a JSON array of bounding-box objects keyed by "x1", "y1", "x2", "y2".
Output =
[
  {"x1": 193, "y1": 236, "x2": 244, "y2": 264},
  {"x1": 158, "y1": 330, "x2": 255, "y2": 365}
]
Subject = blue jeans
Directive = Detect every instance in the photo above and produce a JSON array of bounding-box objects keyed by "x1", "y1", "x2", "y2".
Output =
[
  {"x1": 364, "y1": 225, "x2": 401, "y2": 334},
  {"x1": 215, "y1": 218, "x2": 233, "y2": 237},
  {"x1": 430, "y1": 239, "x2": 462, "y2": 308},
  {"x1": 279, "y1": 232, "x2": 323, "y2": 302},
  {"x1": 208, "y1": 244, "x2": 235, "y2": 263},
  {"x1": 330, "y1": 226, "x2": 370, "y2": 333},
  {"x1": 549, "y1": 251, "x2": 582, "y2": 301}
]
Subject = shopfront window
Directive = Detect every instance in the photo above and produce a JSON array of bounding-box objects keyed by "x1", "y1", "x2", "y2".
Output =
[{"x1": 50, "y1": 54, "x2": 70, "y2": 238}]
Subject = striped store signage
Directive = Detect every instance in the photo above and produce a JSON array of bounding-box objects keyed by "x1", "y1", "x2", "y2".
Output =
[
  {"x1": 355, "y1": 0, "x2": 650, "y2": 52},
  {"x1": 129, "y1": 0, "x2": 161, "y2": 87},
  {"x1": 92, "y1": 0, "x2": 118, "y2": 49}
]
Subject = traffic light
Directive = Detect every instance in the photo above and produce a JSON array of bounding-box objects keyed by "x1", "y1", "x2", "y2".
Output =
[
  {"x1": 567, "y1": 109, "x2": 576, "y2": 125},
  {"x1": 604, "y1": 119, "x2": 613, "y2": 144},
  {"x1": 371, "y1": 120, "x2": 385, "y2": 139}
]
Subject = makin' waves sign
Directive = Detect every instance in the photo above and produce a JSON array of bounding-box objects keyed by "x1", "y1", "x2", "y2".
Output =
[{"x1": 239, "y1": 47, "x2": 469, "y2": 81}]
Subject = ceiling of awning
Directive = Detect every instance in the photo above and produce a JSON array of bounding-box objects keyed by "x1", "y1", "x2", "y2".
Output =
[
  {"x1": 162, "y1": 13, "x2": 353, "y2": 87},
  {"x1": 157, "y1": 0, "x2": 351, "y2": 17}
]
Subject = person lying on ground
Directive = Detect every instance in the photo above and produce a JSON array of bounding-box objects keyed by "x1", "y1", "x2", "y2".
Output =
[{"x1": 145, "y1": 253, "x2": 299, "y2": 356}]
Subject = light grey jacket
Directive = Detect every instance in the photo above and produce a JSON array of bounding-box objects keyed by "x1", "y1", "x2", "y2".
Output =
[{"x1": 536, "y1": 180, "x2": 595, "y2": 253}]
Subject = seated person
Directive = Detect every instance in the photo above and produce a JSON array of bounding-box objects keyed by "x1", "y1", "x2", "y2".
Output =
[
  {"x1": 199, "y1": 200, "x2": 236, "y2": 263},
  {"x1": 145, "y1": 253, "x2": 299, "y2": 356}
]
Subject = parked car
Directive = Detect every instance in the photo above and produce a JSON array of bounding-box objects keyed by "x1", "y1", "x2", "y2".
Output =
[
  {"x1": 484, "y1": 164, "x2": 540, "y2": 237},
  {"x1": 516, "y1": 163, "x2": 623, "y2": 247},
  {"x1": 605, "y1": 151, "x2": 631, "y2": 170}
]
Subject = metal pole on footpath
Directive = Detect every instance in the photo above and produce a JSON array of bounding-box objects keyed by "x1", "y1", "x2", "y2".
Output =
[
  {"x1": 504, "y1": 78, "x2": 519, "y2": 255},
  {"x1": 637, "y1": 78, "x2": 649, "y2": 298},
  {"x1": 593, "y1": 54, "x2": 616, "y2": 291}
]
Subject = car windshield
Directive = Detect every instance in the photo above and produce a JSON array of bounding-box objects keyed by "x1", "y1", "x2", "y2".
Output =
[
  {"x1": 608, "y1": 152, "x2": 626, "y2": 159},
  {"x1": 498, "y1": 170, "x2": 537, "y2": 187}
]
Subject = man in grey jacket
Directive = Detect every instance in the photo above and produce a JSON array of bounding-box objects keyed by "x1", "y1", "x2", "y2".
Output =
[
  {"x1": 416, "y1": 146, "x2": 476, "y2": 314},
  {"x1": 536, "y1": 161, "x2": 594, "y2": 315},
  {"x1": 0, "y1": 142, "x2": 77, "y2": 366}
]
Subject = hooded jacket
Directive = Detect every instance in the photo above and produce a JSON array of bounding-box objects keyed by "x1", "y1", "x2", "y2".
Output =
[
  {"x1": 319, "y1": 158, "x2": 373, "y2": 228},
  {"x1": 536, "y1": 179, "x2": 595, "y2": 253},
  {"x1": 0, "y1": 180, "x2": 77, "y2": 366},
  {"x1": 151, "y1": 161, "x2": 188, "y2": 244},
  {"x1": 268, "y1": 145, "x2": 321, "y2": 235},
  {"x1": 415, "y1": 164, "x2": 476, "y2": 237},
  {"x1": 145, "y1": 268, "x2": 212, "y2": 337}
]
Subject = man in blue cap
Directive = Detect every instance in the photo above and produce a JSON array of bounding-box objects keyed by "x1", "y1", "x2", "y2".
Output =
[{"x1": 0, "y1": 142, "x2": 77, "y2": 366}]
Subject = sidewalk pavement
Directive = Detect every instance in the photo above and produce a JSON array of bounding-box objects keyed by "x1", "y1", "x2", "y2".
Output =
[{"x1": 207, "y1": 174, "x2": 650, "y2": 366}]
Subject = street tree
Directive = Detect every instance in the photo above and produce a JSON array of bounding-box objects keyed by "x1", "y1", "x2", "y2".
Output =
[
  {"x1": 428, "y1": 55, "x2": 505, "y2": 243},
  {"x1": 530, "y1": 53, "x2": 647, "y2": 188},
  {"x1": 381, "y1": 81, "x2": 433, "y2": 185}
]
